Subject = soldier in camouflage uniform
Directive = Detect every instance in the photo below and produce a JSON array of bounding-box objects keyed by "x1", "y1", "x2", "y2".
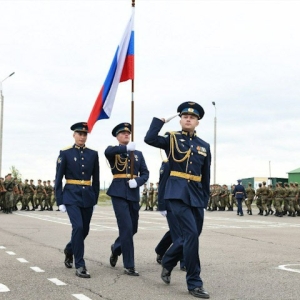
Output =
[
  {"x1": 266, "y1": 184, "x2": 274, "y2": 215},
  {"x1": 48, "y1": 180, "x2": 59, "y2": 211},
  {"x1": 4, "y1": 174, "x2": 14, "y2": 214},
  {"x1": 211, "y1": 184, "x2": 220, "y2": 211},
  {"x1": 0, "y1": 177, "x2": 6, "y2": 211},
  {"x1": 255, "y1": 183, "x2": 263, "y2": 215},
  {"x1": 260, "y1": 181, "x2": 270, "y2": 216},
  {"x1": 295, "y1": 182, "x2": 300, "y2": 217},
  {"x1": 287, "y1": 183, "x2": 296, "y2": 217},
  {"x1": 273, "y1": 182, "x2": 284, "y2": 217},
  {"x1": 36, "y1": 179, "x2": 46, "y2": 211},
  {"x1": 23, "y1": 179, "x2": 35, "y2": 211},
  {"x1": 45, "y1": 180, "x2": 55, "y2": 211},
  {"x1": 245, "y1": 183, "x2": 255, "y2": 215},
  {"x1": 140, "y1": 183, "x2": 149, "y2": 210},
  {"x1": 221, "y1": 185, "x2": 231, "y2": 211},
  {"x1": 282, "y1": 183, "x2": 290, "y2": 215},
  {"x1": 218, "y1": 185, "x2": 227, "y2": 211},
  {"x1": 148, "y1": 182, "x2": 154, "y2": 211},
  {"x1": 12, "y1": 177, "x2": 21, "y2": 210},
  {"x1": 30, "y1": 179, "x2": 37, "y2": 209},
  {"x1": 153, "y1": 182, "x2": 159, "y2": 209}
]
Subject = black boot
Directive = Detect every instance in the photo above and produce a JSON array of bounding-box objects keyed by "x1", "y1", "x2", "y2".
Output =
[
  {"x1": 264, "y1": 210, "x2": 269, "y2": 216},
  {"x1": 249, "y1": 210, "x2": 252, "y2": 215},
  {"x1": 259, "y1": 209, "x2": 263, "y2": 215}
]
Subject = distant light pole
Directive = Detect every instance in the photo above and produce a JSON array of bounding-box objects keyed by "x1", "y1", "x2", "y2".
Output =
[
  {"x1": 212, "y1": 101, "x2": 217, "y2": 184},
  {"x1": 0, "y1": 72, "x2": 15, "y2": 176}
]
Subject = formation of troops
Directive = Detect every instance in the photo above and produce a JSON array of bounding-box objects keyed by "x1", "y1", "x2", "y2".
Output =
[
  {"x1": 2, "y1": 173, "x2": 299, "y2": 219},
  {"x1": 140, "y1": 182, "x2": 159, "y2": 210},
  {"x1": 208, "y1": 181, "x2": 300, "y2": 217},
  {"x1": 0, "y1": 174, "x2": 57, "y2": 213}
]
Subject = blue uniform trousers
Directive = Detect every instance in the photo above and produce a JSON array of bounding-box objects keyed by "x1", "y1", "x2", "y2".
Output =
[
  {"x1": 155, "y1": 208, "x2": 185, "y2": 268},
  {"x1": 162, "y1": 199, "x2": 204, "y2": 290},
  {"x1": 111, "y1": 197, "x2": 139, "y2": 268},
  {"x1": 237, "y1": 198, "x2": 243, "y2": 215},
  {"x1": 155, "y1": 230, "x2": 172, "y2": 256},
  {"x1": 65, "y1": 205, "x2": 93, "y2": 268}
]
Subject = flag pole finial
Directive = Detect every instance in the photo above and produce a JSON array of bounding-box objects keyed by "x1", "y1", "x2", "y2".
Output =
[{"x1": 132, "y1": 0, "x2": 135, "y2": 7}]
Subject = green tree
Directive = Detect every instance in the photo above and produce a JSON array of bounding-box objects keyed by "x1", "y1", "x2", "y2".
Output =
[{"x1": 10, "y1": 165, "x2": 22, "y2": 181}]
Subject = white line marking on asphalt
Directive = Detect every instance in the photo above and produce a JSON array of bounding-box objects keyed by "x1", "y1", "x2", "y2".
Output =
[
  {"x1": 0, "y1": 283, "x2": 10, "y2": 292},
  {"x1": 17, "y1": 258, "x2": 28, "y2": 263},
  {"x1": 30, "y1": 267, "x2": 45, "y2": 272},
  {"x1": 48, "y1": 278, "x2": 67, "y2": 285},
  {"x1": 6, "y1": 251, "x2": 16, "y2": 255},
  {"x1": 72, "y1": 294, "x2": 92, "y2": 300},
  {"x1": 277, "y1": 264, "x2": 300, "y2": 274},
  {"x1": 14, "y1": 212, "x2": 71, "y2": 225},
  {"x1": 0, "y1": 246, "x2": 6, "y2": 249}
]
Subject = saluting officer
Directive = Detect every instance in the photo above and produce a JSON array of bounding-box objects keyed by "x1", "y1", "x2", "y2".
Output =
[
  {"x1": 105, "y1": 122, "x2": 149, "y2": 276},
  {"x1": 55, "y1": 122, "x2": 100, "y2": 278},
  {"x1": 144, "y1": 102, "x2": 211, "y2": 299}
]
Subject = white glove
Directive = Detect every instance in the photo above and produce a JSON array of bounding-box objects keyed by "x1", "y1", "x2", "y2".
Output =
[
  {"x1": 126, "y1": 142, "x2": 136, "y2": 151},
  {"x1": 245, "y1": 198, "x2": 248, "y2": 201},
  {"x1": 128, "y1": 179, "x2": 138, "y2": 188},
  {"x1": 159, "y1": 210, "x2": 167, "y2": 217},
  {"x1": 59, "y1": 204, "x2": 66, "y2": 213},
  {"x1": 93, "y1": 205, "x2": 97, "y2": 212},
  {"x1": 164, "y1": 113, "x2": 179, "y2": 123}
]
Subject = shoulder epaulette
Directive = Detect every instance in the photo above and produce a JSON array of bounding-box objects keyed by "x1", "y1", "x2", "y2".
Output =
[
  {"x1": 85, "y1": 146, "x2": 97, "y2": 152},
  {"x1": 61, "y1": 145, "x2": 73, "y2": 151},
  {"x1": 164, "y1": 131, "x2": 179, "y2": 137}
]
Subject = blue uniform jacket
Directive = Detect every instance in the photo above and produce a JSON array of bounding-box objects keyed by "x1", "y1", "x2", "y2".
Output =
[
  {"x1": 55, "y1": 144, "x2": 100, "y2": 207},
  {"x1": 157, "y1": 161, "x2": 170, "y2": 211},
  {"x1": 105, "y1": 145, "x2": 149, "y2": 201},
  {"x1": 144, "y1": 117, "x2": 211, "y2": 208},
  {"x1": 233, "y1": 184, "x2": 246, "y2": 199}
]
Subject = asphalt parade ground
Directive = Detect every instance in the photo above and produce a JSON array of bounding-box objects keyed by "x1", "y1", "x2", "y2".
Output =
[{"x1": 1, "y1": 204, "x2": 300, "y2": 300}]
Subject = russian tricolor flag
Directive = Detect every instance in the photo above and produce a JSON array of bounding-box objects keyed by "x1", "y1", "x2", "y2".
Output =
[{"x1": 87, "y1": 10, "x2": 134, "y2": 132}]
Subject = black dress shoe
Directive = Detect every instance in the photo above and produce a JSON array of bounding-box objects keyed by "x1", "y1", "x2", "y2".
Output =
[
  {"x1": 180, "y1": 266, "x2": 187, "y2": 272},
  {"x1": 124, "y1": 267, "x2": 139, "y2": 276},
  {"x1": 189, "y1": 287, "x2": 210, "y2": 299},
  {"x1": 156, "y1": 254, "x2": 162, "y2": 264},
  {"x1": 110, "y1": 244, "x2": 118, "y2": 267},
  {"x1": 161, "y1": 267, "x2": 171, "y2": 284},
  {"x1": 76, "y1": 266, "x2": 91, "y2": 278},
  {"x1": 64, "y1": 249, "x2": 73, "y2": 268}
]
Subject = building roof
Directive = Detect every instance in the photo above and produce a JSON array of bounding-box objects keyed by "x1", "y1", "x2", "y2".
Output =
[{"x1": 287, "y1": 168, "x2": 300, "y2": 174}]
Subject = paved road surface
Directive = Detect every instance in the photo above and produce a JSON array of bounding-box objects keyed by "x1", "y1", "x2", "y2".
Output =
[{"x1": 1, "y1": 205, "x2": 300, "y2": 300}]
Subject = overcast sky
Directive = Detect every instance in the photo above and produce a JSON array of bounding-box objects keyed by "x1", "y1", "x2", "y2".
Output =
[{"x1": 1, "y1": 0, "x2": 299, "y2": 188}]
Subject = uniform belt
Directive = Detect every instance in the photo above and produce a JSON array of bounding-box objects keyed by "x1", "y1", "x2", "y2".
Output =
[
  {"x1": 113, "y1": 174, "x2": 137, "y2": 179},
  {"x1": 66, "y1": 179, "x2": 91, "y2": 186},
  {"x1": 236, "y1": 192, "x2": 244, "y2": 194},
  {"x1": 170, "y1": 171, "x2": 202, "y2": 182}
]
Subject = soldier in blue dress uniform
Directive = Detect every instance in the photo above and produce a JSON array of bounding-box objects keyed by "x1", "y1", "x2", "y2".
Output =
[
  {"x1": 233, "y1": 179, "x2": 246, "y2": 216},
  {"x1": 55, "y1": 122, "x2": 100, "y2": 278},
  {"x1": 105, "y1": 122, "x2": 149, "y2": 276},
  {"x1": 144, "y1": 102, "x2": 211, "y2": 299}
]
